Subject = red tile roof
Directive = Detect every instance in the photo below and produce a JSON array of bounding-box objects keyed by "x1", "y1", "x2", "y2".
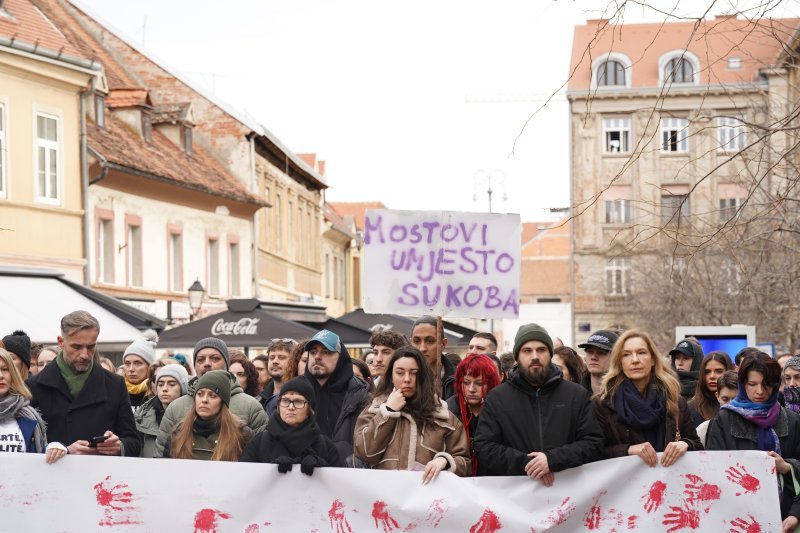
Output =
[
  {"x1": 89, "y1": 113, "x2": 263, "y2": 206},
  {"x1": 329, "y1": 202, "x2": 388, "y2": 231},
  {"x1": 569, "y1": 16, "x2": 800, "y2": 90},
  {"x1": 0, "y1": 0, "x2": 84, "y2": 60}
]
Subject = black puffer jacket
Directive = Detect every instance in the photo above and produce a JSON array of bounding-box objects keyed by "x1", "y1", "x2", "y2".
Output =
[
  {"x1": 473, "y1": 365, "x2": 603, "y2": 476},
  {"x1": 304, "y1": 343, "x2": 370, "y2": 460},
  {"x1": 240, "y1": 415, "x2": 342, "y2": 467}
]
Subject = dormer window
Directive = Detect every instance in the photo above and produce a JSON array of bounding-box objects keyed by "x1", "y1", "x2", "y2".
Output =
[
  {"x1": 597, "y1": 60, "x2": 626, "y2": 87},
  {"x1": 0, "y1": 0, "x2": 13, "y2": 19},
  {"x1": 95, "y1": 94, "x2": 105, "y2": 128},
  {"x1": 664, "y1": 57, "x2": 694, "y2": 84},
  {"x1": 182, "y1": 125, "x2": 193, "y2": 155}
]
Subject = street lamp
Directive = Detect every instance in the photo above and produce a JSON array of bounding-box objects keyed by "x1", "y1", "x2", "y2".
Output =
[
  {"x1": 473, "y1": 169, "x2": 507, "y2": 213},
  {"x1": 187, "y1": 280, "x2": 205, "y2": 320}
]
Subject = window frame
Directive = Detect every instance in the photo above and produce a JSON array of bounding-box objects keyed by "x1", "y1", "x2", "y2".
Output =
[
  {"x1": 658, "y1": 50, "x2": 700, "y2": 86},
  {"x1": 602, "y1": 117, "x2": 631, "y2": 154},
  {"x1": 661, "y1": 193, "x2": 691, "y2": 223},
  {"x1": 34, "y1": 111, "x2": 62, "y2": 205},
  {"x1": 126, "y1": 215, "x2": 143, "y2": 288},
  {"x1": 590, "y1": 53, "x2": 632, "y2": 90},
  {"x1": 717, "y1": 116, "x2": 746, "y2": 152},
  {"x1": 228, "y1": 238, "x2": 240, "y2": 297},
  {"x1": 95, "y1": 208, "x2": 115, "y2": 284},
  {"x1": 660, "y1": 117, "x2": 689, "y2": 153},
  {"x1": 207, "y1": 235, "x2": 220, "y2": 297},
  {"x1": 605, "y1": 257, "x2": 631, "y2": 296},
  {"x1": 168, "y1": 225, "x2": 183, "y2": 293},
  {"x1": 604, "y1": 199, "x2": 632, "y2": 224}
]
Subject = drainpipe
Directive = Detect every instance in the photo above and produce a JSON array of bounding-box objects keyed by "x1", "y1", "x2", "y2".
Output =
[
  {"x1": 80, "y1": 76, "x2": 96, "y2": 286},
  {"x1": 250, "y1": 135, "x2": 259, "y2": 299}
]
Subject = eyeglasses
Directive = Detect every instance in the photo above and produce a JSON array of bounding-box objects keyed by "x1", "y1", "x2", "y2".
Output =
[
  {"x1": 279, "y1": 398, "x2": 308, "y2": 409},
  {"x1": 271, "y1": 338, "x2": 297, "y2": 344}
]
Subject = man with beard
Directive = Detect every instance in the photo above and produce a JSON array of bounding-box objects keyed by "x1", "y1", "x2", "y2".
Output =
[
  {"x1": 473, "y1": 323, "x2": 603, "y2": 482},
  {"x1": 259, "y1": 339, "x2": 298, "y2": 415}
]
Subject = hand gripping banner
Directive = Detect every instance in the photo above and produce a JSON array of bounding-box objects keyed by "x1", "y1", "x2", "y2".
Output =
[{"x1": 2, "y1": 450, "x2": 779, "y2": 531}]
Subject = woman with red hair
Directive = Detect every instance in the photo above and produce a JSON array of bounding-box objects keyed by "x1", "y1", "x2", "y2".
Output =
[{"x1": 446, "y1": 353, "x2": 502, "y2": 475}]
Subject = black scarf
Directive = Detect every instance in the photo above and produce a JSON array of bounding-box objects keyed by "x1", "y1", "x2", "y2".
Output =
[
  {"x1": 266, "y1": 412, "x2": 322, "y2": 458},
  {"x1": 193, "y1": 415, "x2": 220, "y2": 438},
  {"x1": 615, "y1": 379, "x2": 667, "y2": 452}
]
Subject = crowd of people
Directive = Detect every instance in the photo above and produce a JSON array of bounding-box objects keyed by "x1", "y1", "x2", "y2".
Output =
[{"x1": 2, "y1": 311, "x2": 800, "y2": 530}]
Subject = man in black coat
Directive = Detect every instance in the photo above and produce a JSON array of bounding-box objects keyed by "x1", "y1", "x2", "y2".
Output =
[
  {"x1": 410, "y1": 316, "x2": 455, "y2": 400},
  {"x1": 474, "y1": 323, "x2": 603, "y2": 483},
  {"x1": 669, "y1": 338, "x2": 704, "y2": 398},
  {"x1": 26, "y1": 310, "x2": 140, "y2": 457},
  {"x1": 304, "y1": 329, "x2": 369, "y2": 461}
]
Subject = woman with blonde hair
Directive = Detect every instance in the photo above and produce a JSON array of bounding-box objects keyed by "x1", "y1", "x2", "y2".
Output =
[
  {"x1": 164, "y1": 370, "x2": 252, "y2": 461},
  {"x1": 592, "y1": 329, "x2": 702, "y2": 467},
  {"x1": 0, "y1": 349, "x2": 66, "y2": 462}
]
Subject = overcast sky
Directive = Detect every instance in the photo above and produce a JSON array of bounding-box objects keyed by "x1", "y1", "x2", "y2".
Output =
[{"x1": 76, "y1": 0, "x2": 800, "y2": 222}]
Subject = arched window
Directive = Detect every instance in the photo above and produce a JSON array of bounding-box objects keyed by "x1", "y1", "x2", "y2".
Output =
[
  {"x1": 664, "y1": 57, "x2": 694, "y2": 84},
  {"x1": 596, "y1": 60, "x2": 626, "y2": 87}
]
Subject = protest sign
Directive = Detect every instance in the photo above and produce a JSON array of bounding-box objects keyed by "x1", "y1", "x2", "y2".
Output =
[
  {"x1": 3, "y1": 451, "x2": 779, "y2": 531},
  {"x1": 363, "y1": 209, "x2": 521, "y2": 319}
]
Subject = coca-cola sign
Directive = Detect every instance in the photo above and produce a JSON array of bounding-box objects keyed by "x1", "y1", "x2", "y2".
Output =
[{"x1": 211, "y1": 317, "x2": 260, "y2": 336}]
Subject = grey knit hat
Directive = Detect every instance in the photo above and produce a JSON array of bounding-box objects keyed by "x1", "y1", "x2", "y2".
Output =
[
  {"x1": 155, "y1": 364, "x2": 190, "y2": 395},
  {"x1": 192, "y1": 337, "x2": 230, "y2": 368},
  {"x1": 196, "y1": 370, "x2": 232, "y2": 406},
  {"x1": 123, "y1": 339, "x2": 157, "y2": 365},
  {"x1": 784, "y1": 356, "x2": 800, "y2": 373},
  {"x1": 513, "y1": 323, "x2": 554, "y2": 359}
]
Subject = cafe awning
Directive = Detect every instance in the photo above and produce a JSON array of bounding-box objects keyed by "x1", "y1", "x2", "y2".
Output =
[{"x1": 336, "y1": 308, "x2": 479, "y2": 347}]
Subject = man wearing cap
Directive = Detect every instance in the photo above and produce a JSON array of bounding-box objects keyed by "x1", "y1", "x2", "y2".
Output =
[
  {"x1": 3, "y1": 330, "x2": 32, "y2": 380},
  {"x1": 578, "y1": 329, "x2": 619, "y2": 396},
  {"x1": 303, "y1": 329, "x2": 370, "y2": 461},
  {"x1": 474, "y1": 323, "x2": 603, "y2": 482},
  {"x1": 669, "y1": 338, "x2": 704, "y2": 398},
  {"x1": 154, "y1": 337, "x2": 267, "y2": 457},
  {"x1": 26, "y1": 311, "x2": 140, "y2": 457}
]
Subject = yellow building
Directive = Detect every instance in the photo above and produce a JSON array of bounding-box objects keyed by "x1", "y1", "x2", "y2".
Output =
[{"x1": 0, "y1": 0, "x2": 97, "y2": 281}]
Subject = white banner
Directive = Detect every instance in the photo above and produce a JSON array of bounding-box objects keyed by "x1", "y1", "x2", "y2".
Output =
[
  {"x1": 3, "y1": 451, "x2": 779, "y2": 531},
  {"x1": 363, "y1": 209, "x2": 521, "y2": 319}
]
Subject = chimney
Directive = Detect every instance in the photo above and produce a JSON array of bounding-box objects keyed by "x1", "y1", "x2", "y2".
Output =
[{"x1": 714, "y1": 14, "x2": 737, "y2": 20}]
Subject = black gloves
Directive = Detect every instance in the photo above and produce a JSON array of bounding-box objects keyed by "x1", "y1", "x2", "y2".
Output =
[
  {"x1": 275, "y1": 456, "x2": 294, "y2": 474},
  {"x1": 300, "y1": 454, "x2": 329, "y2": 476}
]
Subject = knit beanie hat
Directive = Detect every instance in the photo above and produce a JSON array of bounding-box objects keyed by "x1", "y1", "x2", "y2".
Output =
[
  {"x1": 3, "y1": 330, "x2": 31, "y2": 368},
  {"x1": 155, "y1": 364, "x2": 190, "y2": 395},
  {"x1": 192, "y1": 337, "x2": 230, "y2": 368},
  {"x1": 123, "y1": 339, "x2": 157, "y2": 365},
  {"x1": 280, "y1": 376, "x2": 316, "y2": 410},
  {"x1": 195, "y1": 370, "x2": 232, "y2": 406},
  {"x1": 785, "y1": 356, "x2": 800, "y2": 374},
  {"x1": 513, "y1": 323, "x2": 553, "y2": 360}
]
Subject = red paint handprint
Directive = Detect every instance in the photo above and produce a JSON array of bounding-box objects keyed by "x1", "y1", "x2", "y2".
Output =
[
  {"x1": 726, "y1": 464, "x2": 760, "y2": 495},
  {"x1": 642, "y1": 481, "x2": 667, "y2": 514},
  {"x1": 662, "y1": 502, "x2": 700, "y2": 532},
  {"x1": 729, "y1": 514, "x2": 761, "y2": 533},
  {"x1": 425, "y1": 498, "x2": 448, "y2": 528},
  {"x1": 584, "y1": 490, "x2": 607, "y2": 529},
  {"x1": 469, "y1": 509, "x2": 502, "y2": 533},
  {"x1": 93, "y1": 476, "x2": 141, "y2": 527},
  {"x1": 683, "y1": 474, "x2": 721, "y2": 512},
  {"x1": 545, "y1": 497, "x2": 575, "y2": 527},
  {"x1": 193, "y1": 508, "x2": 231, "y2": 533},
  {"x1": 328, "y1": 499, "x2": 352, "y2": 533},
  {"x1": 372, "y1": 501, "x2": 400, "y2": 533}
]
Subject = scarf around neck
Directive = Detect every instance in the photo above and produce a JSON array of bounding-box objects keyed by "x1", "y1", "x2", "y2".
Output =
[
  {"x1": 266, "y1": 412, "x2": 322, "y2": 458},
  {"x1": 193, "y1": 415, "x2": 220, "y2": 438},
  {"x1": 783, "y1": 386, "x2": 800, "y2": 414},
  {"x1": 723, "y1": 389, "x2": 781, "y2": 454},
  {"x1": 0, "y1": 394, "x2": 47, "y2": 453},
  {"x1": 55, "y1": 353, "x2": 93, "y2": 399},
  {"x1": 614, "y1": 379, "x2": 667, "y2": 452},
  {"x1": 125, "y1": 379, "x2": 150, "y2": 397}
]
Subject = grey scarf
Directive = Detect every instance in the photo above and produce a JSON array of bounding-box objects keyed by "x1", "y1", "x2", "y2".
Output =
[{"x1": 0, "y1": 395, "x2": 48, "y2": 453}]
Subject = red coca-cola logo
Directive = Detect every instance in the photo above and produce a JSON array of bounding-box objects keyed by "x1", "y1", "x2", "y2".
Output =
[{"x1": 211, "y1": 318, "x2": 260, "y2": 336}]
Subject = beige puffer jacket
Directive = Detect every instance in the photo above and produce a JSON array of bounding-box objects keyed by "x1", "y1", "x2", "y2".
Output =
[{"x1": 354, "y1": 396, "x2": 470, "y2": 475}]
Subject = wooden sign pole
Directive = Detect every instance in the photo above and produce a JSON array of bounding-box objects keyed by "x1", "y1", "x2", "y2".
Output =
[{"x1": 436, "y1": 315, "x2": 443, "y2": 396}]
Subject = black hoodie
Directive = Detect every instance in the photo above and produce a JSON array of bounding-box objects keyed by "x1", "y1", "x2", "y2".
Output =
[
  {"x1": 473, "y1": 364, "x2": 603, "y2": 476},
  {"x1": 304, "y1": 342, "x2": 370, "y2": 460},
  {"x1": 669, "y1": 340, "x2": 704, "y2": 398}
]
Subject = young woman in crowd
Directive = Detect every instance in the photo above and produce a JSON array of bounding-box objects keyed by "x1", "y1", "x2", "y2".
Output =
[
  {"x1": 252, "y1": 355, "x2": 270, "y2": 395},
  {"x1": 552, "y1": 346, "x2": 586, "y2": 384},
  {"x1": 354, "y1": 347, "x2": 470, "y2": 482},
  {"x1": 687, "y1": 351, "x2": 733, "y2": 428},
  {"x1": 0, "y1": 349, "x2": 66, "y2": 462},
  {"x1": 229, "y1": 352, "x2": 260, "y2": 397},
  {"x1": 2, "y1": 330, "x2": 31, "y2": 380},
  {"x1": 164, "y1": 370, "x2": 252, "y2": 461},
  {"x1": 36, "y1": 346, "x2": 58, "y2": 373},
  {"x1": 136, "y1": 364, "x2": 189, "y2": 457},
  {"x1": 695, "y1": 370, "x2": 737, "y2": 446},
  {"x1": 782, "y1": 357, "x2": 800, "y2": 413},
  {"x1": 593, "y1": 329, "x2": 702, "y2": 467},
  {"x1": 122, "y1": 337, "x2": 158, "y2": 414},
  {"x1": 446, "y1": 353, "x2": 502, "y2": 475},
  {"x1": 707, "y1": 353, "x2": 800, "y2": 530},
  {"x1": 352, "y1": 358, "x2": 375, "y2": 394},
  {"x1": 294, "y1": 339, "x2": 310, "y2": 376},
  {"x1": 241, "y1": 377, "x2": 341, "y2": 472}
]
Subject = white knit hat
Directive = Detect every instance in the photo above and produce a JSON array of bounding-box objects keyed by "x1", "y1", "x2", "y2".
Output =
[
  {"x1": 155, "y1": 364, "x2": 190, "y2": 395},
  {"x1": 123, "y1": 338, "x2": 157, "y2": 365}
]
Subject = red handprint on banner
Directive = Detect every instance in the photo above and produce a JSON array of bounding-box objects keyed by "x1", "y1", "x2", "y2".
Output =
[
  {"x1": 328, "y1": 499, "x2": 352, "y2": 533},
  {"x1": 683, "y1": 474, "x2": 721, "y2": 512},
  {"x1": 193, "y1": 508, "x2": 231, "y2": 533},
  {"x1": 93, "y1": 476, "x2": 141, "y2": 527},
  {"x1": 662, "y1": 501, "x2": 700, "y2": 532},
  {"x1": 729, "y1": 514, "x2": 762, "y2": 533},
  {"x1": 372, "y1": 501, "x2": 400, "y2": 533},
  {"x1": 726, "y1": 464, "x2": 761, "y2": 495},
  {"x1": 469, "y1": 509, "x2": 502, "y2": 533},
  {"x1": 642, "y1": 481, "x2": 667, "y2": 514}
]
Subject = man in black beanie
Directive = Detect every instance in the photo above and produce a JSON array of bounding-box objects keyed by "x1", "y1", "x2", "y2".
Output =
[{"x1": 474, "y1": 323, "x2": 603, "y2": 482}]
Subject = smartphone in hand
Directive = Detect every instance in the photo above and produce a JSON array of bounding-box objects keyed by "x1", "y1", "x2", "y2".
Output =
[{"x1": 88, "y1": 435, "x2": 109, "y2": 448}]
